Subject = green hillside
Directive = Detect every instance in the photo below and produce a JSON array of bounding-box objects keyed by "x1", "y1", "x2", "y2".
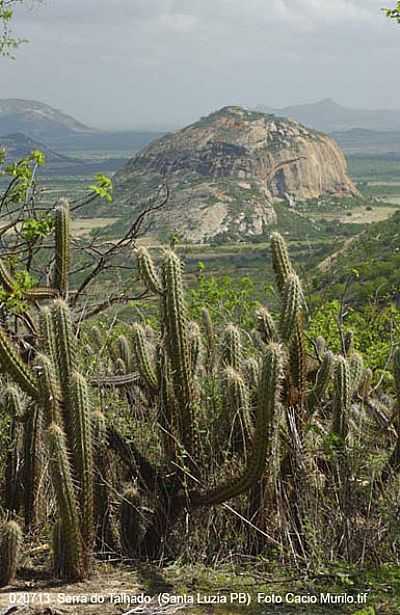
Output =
[{"x1": 312, "y1": 209, "x2": 400, "y2": 305}]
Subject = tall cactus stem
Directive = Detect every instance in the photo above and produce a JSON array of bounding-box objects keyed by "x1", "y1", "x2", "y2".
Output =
[
  {"x1": 271, "y1": 231, "x2": 293, "y2": 293},
  {"x1": 47, "y1": 423, "x2": 84, "y2": 580},
  {"x1": 136, "y1": 246, "x2": 163, "y2": 295},
  {"x1": 54, "y1": 198, "x2": 70, "y2": 298},
  {"x1": 221, "y1": 324, "x2": 242, "y2": 372}
]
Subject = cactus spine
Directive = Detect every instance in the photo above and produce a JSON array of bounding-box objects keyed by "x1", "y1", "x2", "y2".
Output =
[{"x1": 0, "y1": 521, "x2": 23, "y2": 587}]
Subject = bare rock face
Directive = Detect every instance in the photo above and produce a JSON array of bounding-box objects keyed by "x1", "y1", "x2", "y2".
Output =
[{"x1": 113, "y1": 106, "x2": 358, "y2": 242}]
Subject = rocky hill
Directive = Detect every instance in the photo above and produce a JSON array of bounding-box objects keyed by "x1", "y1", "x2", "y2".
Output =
[{"x1": 112, "y1": 106, "x2": 358, "y2": 242}]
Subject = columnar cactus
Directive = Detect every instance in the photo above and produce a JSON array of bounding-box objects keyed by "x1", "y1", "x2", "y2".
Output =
[
  {"x1": 23, "y1": 403, "x2": 43, "y2": 530},
  {"x1": 188, "y1": 321, "x2": 202, "y2": 375},
  {"x1": 349, "y1": 352, "x2": 364, "y2": 394},
  {"x1": 136, "y1": 246, "x2": 163, "y2": 295},
  {"x1": 69, "y1": 371, "x2": 94, "y2": 556},
  {"x1": 0, "y1": 520, "x2": 23, "y2": 587},
  {"x1": 332, "y1": 356, "x2": 352, "y2": 443},
  {"x1": 256, "y1": 306, "x2": 277, "y2": 345},
  {"x1": 192, "y1": 343, "x2": 284, "y2": 507},
  {"x1": 221, "y1": 367, "x2": 252, "y2": 453},
  {"x1": 161, "y1": 250, "x2": 195, "y2": 453},
  {"x1": 132, "y1": 323, "x2": 158, "y2": 391},
  {"x1": 3, "y1": 387, "x2": 24, "y2": 513},
  {"x1": 279, "y1": 273, "x2": 303, "y2": 344},
  {"x1": 114, "y1": 335, "x2": 132, "y2": 371},
  {"x1": 39, "y1": 307, "x2": 58, "y2": 372},
  {"x1": 271, "y1": 232, "x2": 307, "y2": 405},
  {"x1": 271, "y1": 231, "x2": 293, "y2": 292},
  {"x1": 221, "y1": 324, "x2": 242, "y2": 372},
  {"x1": 201, "y1": 307, "x2": 216, "y2": 374},
  {"x1": 47, "y1": 423, "x2": 84, "y2": 580},
  {"x1": 308, "y1": 350, "x2": 335, "y2": 414},
  {"x1": 54, "y1": 198, "x2": 71, "y2": 298}
]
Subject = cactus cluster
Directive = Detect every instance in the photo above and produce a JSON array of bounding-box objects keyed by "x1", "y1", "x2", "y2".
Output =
[{"x1": 1, "y1": 210, "x2": 400, "y2": 582}]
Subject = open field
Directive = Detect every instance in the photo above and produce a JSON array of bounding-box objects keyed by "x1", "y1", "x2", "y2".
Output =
[{"x1": 71, "y1": 217, "x2": 119, "y2": 236}]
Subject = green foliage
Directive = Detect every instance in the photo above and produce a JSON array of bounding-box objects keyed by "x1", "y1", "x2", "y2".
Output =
[
  {"x1": 308, "y1": 300, "x2": 400, "y2": 382},
  {"x1": 88, "y1": 173, "x2": 113, "y2": 203},
  {"x1": 0, "y1": 149, "x2": 45, "y2": 203},
  {"x1": 384, "y1": 2, "x2": 400, "y2": 22},
  {"x1": 0, "y1": 267, "x2": 38, "y2": 314},
  {"x1": 188, "y1": 264, "x2": 260, "y2": 329},
  {"x1": 20, "y1": 215, "x2": 54, "y2": 242}
]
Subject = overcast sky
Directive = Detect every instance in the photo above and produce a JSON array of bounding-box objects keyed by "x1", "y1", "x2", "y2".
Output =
[{"x1": 1, "y1": 0, "x2": 399, "y2": 130}]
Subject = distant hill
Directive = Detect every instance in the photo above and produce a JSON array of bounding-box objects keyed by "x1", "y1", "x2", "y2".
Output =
[
  {"x1": 0, "y1": 133, "x2": 75, "y2": 163},
  {"x1": 0, "y1": 99, "x2": 95, "y2": 140},
  {"x1": 0, "y1": 99, "x2": 164, "y2": 154},
  {"x1": 113, "y1": 105, "x2": 357, "y2": 243},
  {"x1": 256, "y1": 99, "x2": 400, "y2": 133}
]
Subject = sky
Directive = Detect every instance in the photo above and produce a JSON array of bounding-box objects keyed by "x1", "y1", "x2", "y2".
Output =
[{"x1": 1, "y1": 0, "x2": 400, "y2": 130}]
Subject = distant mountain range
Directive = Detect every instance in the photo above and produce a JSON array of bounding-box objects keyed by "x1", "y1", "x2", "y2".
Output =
[
  {"x1": 256, "y1": 99, "x2": 400, "y2": 133},
  {"x1": 3, "y1": 98, "x2": 400, "y2": 160},
  {"x1": 0, "y1": 99, "x2": 163, "y2": 154}
]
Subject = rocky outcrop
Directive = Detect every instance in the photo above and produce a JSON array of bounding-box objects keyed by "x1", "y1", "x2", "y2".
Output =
[{"x1": 113, "y1": 106, "x2": 358, "y2": 242}]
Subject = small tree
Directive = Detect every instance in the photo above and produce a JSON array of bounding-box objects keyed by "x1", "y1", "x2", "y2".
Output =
[
  {"x1": 0, "y1": 0, "x2": 42, "y2": 57},
  {"x1": 384, "y1": 2, "x2": 400, "y2": 22}
]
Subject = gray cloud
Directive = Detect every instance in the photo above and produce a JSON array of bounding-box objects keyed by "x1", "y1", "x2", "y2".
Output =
[{"x1": 1, "y1": 0, "x2": 399, "y2": 129}]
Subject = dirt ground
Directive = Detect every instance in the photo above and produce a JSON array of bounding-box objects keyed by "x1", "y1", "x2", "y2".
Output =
[{"x1": 0, "y1": 564, "x2": 181, "y2": 615}]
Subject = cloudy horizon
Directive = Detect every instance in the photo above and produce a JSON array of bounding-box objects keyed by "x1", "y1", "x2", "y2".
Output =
[{"x1": 1, "y1": 0, "x2": 399, "y2": 130}]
